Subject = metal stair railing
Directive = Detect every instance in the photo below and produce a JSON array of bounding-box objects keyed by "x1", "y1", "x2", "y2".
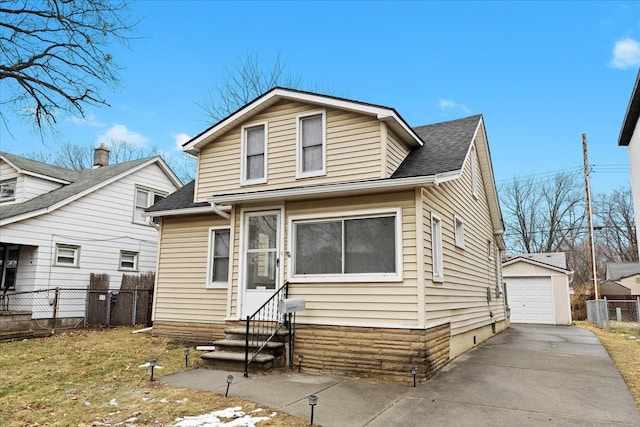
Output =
[{"x1": 243, "y1": 281, "x2": 289, "y2": 377}]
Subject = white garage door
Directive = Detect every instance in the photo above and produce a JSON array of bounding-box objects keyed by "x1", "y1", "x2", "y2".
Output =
[{"x1": 506, "y1": 277, "x2": 555, "y2": 324}]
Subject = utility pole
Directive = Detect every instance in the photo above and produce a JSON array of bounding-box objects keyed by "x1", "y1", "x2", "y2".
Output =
[{"x1": 582, "y1": 134, "x2": 599, "y2": 299}]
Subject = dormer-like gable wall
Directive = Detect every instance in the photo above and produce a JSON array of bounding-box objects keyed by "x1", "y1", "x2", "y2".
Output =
[
  {"x1": 195, "y1": 99, "x2": 401, "y2": 202},
  {"x1": 0, "y1": 159, "x2": 64, "y2": 204}
]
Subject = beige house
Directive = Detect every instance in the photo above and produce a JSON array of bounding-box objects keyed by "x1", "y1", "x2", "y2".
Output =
[
  {"x1": 502, "y1": 253, "x2": 572, "y2": 325},
  {"x1": 148, "y1": 88, "x2": 507, "y2": 382},
  {"x1": 604, "y1": 262, "x2": 640, "y2": 295}
]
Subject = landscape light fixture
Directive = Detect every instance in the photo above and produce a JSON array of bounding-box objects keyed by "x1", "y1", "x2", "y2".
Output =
[
  {"x1": 225, "y1": 374, "x2": 234, "y2": 397},
  {"x1": 308, "y1": 394, "x2": 318, "y2": 425},
  {"x1": 298, "y1": 354, "x2": 304, "y2": 372},
  {"x1": 411, "y1": 366, "x2": 418, "y2": 387},
  {"x1": 149, "y1": 359, "x2": 157, "y2": 382},
  {"x1": 183, "y1": 348, "x2": 190, "y2": 368}
]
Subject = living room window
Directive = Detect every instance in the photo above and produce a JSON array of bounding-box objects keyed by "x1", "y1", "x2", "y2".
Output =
[
  {"x1": 0, "y1": 178, "x2": 16, "y2": 202},
  {"x1": 290, "y1": 209, "x2": 401, "y2": 282},
  {"x1": 119, "y1": 251, "x2": 139, "y2": 271},
  {"x1": 241, "y1": 122, "x2": 268, "y2": 185},
  {"x1": 133, "y1": 186, "x2": 166, "y2": 225},
  {"x1": 207, "y1": 227, "x2": 230, "y2": 288},
  {"x1": 54, "y1": 244, "x2": 80, "y2": 267},
  {"x1": 297, "y1": 111, "x2": 326, "y2": 178}
]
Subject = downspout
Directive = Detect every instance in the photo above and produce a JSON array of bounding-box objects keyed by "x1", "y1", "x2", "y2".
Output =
[{"x1": 210, "y1": 202, "x2": 231, "y2": 219}]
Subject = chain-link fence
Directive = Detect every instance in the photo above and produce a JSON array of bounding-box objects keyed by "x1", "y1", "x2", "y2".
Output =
[
  {"x1": 587, "y1": 297, "x2": 640, "y2": 330},
  {"x1": 0, "y1": 287, "x2": 154, "y2": 333}
]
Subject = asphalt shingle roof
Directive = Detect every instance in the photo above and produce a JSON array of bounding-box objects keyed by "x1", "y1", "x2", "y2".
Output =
[
  {"x1": 392, "y1": 115, "x2": 481, "y2": 178},
  {"x1": 0, "y1": 151, "x2": 80, "y2": 182},
  {"x1": 146, "y1": 180, "x2": 208, "y2": 212},
  {"x1": 607, "y1": 262, "x2": 640, "y2": 280},
  {"x1": 1, "y1": 157, "x2": 153, "y2": 221}
]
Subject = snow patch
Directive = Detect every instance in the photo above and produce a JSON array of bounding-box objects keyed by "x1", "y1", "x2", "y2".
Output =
[{"x1": 173, "y1": 406, "x2": 271, "y2": 427}]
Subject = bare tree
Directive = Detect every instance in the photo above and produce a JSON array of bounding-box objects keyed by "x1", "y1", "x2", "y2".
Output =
[
  {"x1": 0, "y1": 0, "x2": 138, "y2": 130},
  {"x1": 200, "y1": 51, "x2": 302, "y2": 123},
  {"x1": 500, "y1": 171, "x2": 585, "y2": 254},
  {"x1": 593, "y1": 186, "x2": 638, "y2": 263}
]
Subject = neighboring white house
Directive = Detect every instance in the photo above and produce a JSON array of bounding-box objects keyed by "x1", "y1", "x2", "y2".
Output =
[
  {"x1": 619, "y1": 68, "x2": 640, "y2": 261},
  {"x1": 0, "y1": 147, "x2": 182, "y2": 322},
  {"x1": 502, "y1": 253, "x2": 573, "y2": 325}
]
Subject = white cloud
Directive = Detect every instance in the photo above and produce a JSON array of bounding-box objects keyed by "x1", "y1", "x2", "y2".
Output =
[
  {"x1": 610, "y1": 38, "x2": 640, "y2": 69},
  {"x1": 173, "y1": 133, "x2": 192, "y2": 150},
  {"x1": 438, "y1": 98, "x2": 470, "y2": 114},
  {"x1": 68, "y1": 112, "x2": 105, "y2": 127},
  {"x1": 97, "y1": 124, "x2": 148, "y2": 145}
]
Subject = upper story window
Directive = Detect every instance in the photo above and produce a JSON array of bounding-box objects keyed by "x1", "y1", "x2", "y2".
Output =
[
  {"x1": 297, "y1": 111, "x2": 326, "y2": 178},
  {"x1": 134, "y1": 186, "x2": 166, "y2": 225},
  {"x1": 54, "y1": 244, "x2": 80, "y2": 267},
  {"x1": 241, "y1": 122, "x2": 268, "y2": 185},
  {"x1": 471, "y1": 146, "x2": 478, "y2": 198},
  {"x1": 0, "y1": 178, "x2": 16, "y2": 202},
  {"x1": 290, "y1": 209, "x2": 402, "y2": 282}
]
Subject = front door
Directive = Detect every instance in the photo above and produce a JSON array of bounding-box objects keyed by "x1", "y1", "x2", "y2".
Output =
[{"x1": 241, "y1": 210, "x2": 281, "y2": 317}]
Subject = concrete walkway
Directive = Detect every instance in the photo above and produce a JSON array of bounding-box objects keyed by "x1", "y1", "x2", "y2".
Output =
[{"x1": 162, "y1": 324, "x2": 640, "y2": 426}]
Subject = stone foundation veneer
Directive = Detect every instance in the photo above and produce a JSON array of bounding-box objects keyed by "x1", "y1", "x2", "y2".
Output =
[{"x1": 293, "y1": 322, "x2": 450, "y2": 384}]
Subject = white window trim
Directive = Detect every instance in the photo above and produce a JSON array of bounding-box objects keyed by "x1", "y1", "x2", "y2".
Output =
[
  {"x1": 206, "y1": 226, "x2": 232, "y2": 289},
  {"x1": 471, "y1": 146, "x2": 478, "y2": 199},
  {"x1": 240, "y1": 121, "x2": 268, "y2": 186},
  {"x1": 119, "y1": 250, "x2": 139, "y2": 272},
  {"x1": 296, "y1": 110, "x2": 327, "y2": 179},
  {"x1": 454, "y1": 214, "x2": 465, "y2": 249},
  {"x1": 133, "y1": 185, "x2": 167, "y2": 225},
  {"x1": 0, "y1": 178, "x2": 17, "y2": 202},
  {"x1": 288, "y1": 207, "x2": 403, "y2": 283},
  {"x1": 431, "y1": 213, "x2": 444, "y2": 283},
  {"x1": 54, "y1": 244, "x2": 81, "y2": 268}
]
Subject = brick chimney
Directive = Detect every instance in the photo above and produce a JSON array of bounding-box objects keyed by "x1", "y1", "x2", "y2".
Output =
[{"x1": 93, "y1": 143, "x2": 110, "y2": 167}]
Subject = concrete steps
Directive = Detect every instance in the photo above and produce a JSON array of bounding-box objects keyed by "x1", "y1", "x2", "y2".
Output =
[{"x1": 200, "y1": 324, "x2": 289, "y2": 373}]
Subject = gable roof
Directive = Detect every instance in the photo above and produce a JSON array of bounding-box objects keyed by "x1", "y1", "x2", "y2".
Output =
[
  {"x1": 1, "y1": 156, "x2": 182, "y2": 226},
  {"x1": 619, "y1": 68, "x2": 640, "y2": 146},
  {"x1": 506, "y1": 252, "x2": 568, "y2": 270},
  {"x1": 182, "y1": 87, "x2": 424, "y2": 155},
  {"x1": 392, "y1": 115, "x2": 482, "y2": 178},
  {"x1": 503, "y1": 253, "x2": 571, "y2": 274},
  {"x1": 606, "y1": 262, "x2": 640, "y2": 280},
  {"x1": 0, "y1": 151, "x2": 79, "y2": 183}
]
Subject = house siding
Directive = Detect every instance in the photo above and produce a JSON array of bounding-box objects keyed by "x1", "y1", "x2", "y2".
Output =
[
  {"x1": 1, "y1": 163, "x2": 177, "y2": 301},
  {"x1": 153, "y1": 214, "x2": 230, "y2": 325},
  {"x1": 195, "y1": 99, "x2": 383, "y2": 201},
  {"x1": 619, "y1": 274, "x2": 640, "y2": 294},
  {"x1": 386, "y1": 130, "x2": 410, "y2": 178},
  {"x1": 21, "y1": 175, "x2": 63, "y2": 202},
  {"x1": 421, "y1": 139, "x2": 506, "y2": 347}
]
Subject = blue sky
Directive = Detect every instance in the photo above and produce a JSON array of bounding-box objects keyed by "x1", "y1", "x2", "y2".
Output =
[{"x1": 1, "y1": 1, "x2": 638, "y2": 194}]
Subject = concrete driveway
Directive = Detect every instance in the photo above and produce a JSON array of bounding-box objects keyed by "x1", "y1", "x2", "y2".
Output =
[{"x1": 162, "y1": 324, "x2": 640, "y2": 426}]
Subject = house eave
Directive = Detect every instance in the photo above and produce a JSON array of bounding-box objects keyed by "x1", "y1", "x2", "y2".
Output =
[
  {"x1": 209, "y1": 175, "x2": 438, "y2": 204},
  {"x1": 619, "y1": 68, "x2": 640, "y2": 147}
]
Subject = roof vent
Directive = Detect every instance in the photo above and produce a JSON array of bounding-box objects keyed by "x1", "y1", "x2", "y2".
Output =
[{"x1": 93, "y1": 143, "x2": 110, "y2": 167}]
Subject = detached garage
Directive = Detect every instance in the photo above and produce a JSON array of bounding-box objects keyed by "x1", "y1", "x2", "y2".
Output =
[{"x1": 503, "y1": 253, "x2": 573, "y2": 325}]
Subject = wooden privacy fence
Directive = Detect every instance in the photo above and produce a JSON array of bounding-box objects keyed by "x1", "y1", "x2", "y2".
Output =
[{"x1": 86, "y1": 272, "x2": 155, "y2": 327}]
